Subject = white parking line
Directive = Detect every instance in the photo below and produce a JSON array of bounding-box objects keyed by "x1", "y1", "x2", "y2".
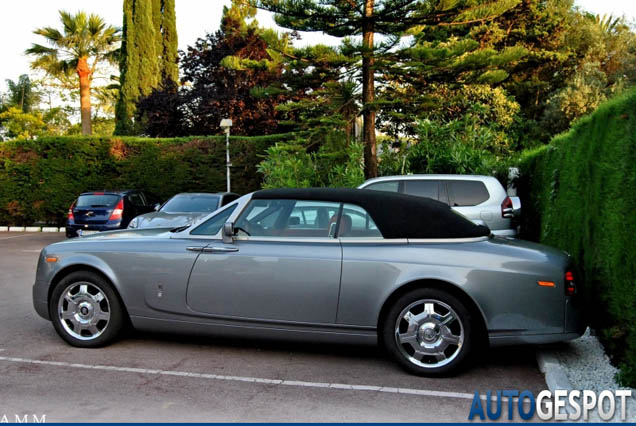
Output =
[
  {"x1": 0, "y1": 355, "x2": 481, "y2": 401},
  {"x1": 21, "y1": 249, "x2": 42, "y2": 253}
]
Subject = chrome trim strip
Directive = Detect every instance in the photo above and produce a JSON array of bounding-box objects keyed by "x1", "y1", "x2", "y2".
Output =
[
  {"x1": 234, "y1": 236, "x2": 340, "y2": 244},
  {"x1": 339, "y1": 238, "x2": 407, "y2": 244},
  {"x1": 407, "y1": 236, "x2": 490, "y2": 244}
]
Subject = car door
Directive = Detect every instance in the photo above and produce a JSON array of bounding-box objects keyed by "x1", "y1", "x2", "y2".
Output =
[{"x1": 185, "y1": 198, "x2": 343, "y2": 324}]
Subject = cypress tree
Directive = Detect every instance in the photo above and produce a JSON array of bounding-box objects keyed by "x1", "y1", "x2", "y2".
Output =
[
  {"x1": 115, "y1": 0, "x2": 176, "y2": 135},
  {"x1": 114, "y1": 0, "x2": 139, "y2": 135},
  {"x1": 160, "y1": 0, "x2": 179, "y2": 83}
]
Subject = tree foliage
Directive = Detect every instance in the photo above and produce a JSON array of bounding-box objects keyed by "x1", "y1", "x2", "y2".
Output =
[
  {"x1": 254, "y1": 0, "x2": 523, "y2": 178},
  {"x1": 0, "y1": 107, "x2": 48, "y2": 140},
  {"x1": 4, "y1": 75, "x2": 39, "y2": 113},
  {"x1": 115, "y1": 0, "x2": 178, "y2": 135},
  {"x1": 136, "y1": 2, "x2": 291, "y2": 137},
  {"x1": 25, "y1": 11, "x2": 120, "y2": 135}
]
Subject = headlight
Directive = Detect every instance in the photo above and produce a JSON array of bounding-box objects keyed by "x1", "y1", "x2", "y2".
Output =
[{"x1": 128, "y1": 218, "x2": 138, "y2": 229}]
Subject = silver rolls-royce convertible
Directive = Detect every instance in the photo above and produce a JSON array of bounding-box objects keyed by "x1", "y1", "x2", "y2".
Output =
[{"x1": 33, "y1": 188, "x2": 585, "y2": 375}]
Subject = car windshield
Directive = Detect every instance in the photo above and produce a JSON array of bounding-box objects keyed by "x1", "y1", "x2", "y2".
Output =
[
  {"x1": 161, "y1": 194, "x2": 220, "y2": 213},
  {"x1": 76, "y1": 194, "x2": 120, "y2": 208}
]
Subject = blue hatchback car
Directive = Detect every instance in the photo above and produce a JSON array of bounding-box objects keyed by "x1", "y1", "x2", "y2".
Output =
[{"x1": 66, "y1": 190, "x2": 159, "y2": 238}]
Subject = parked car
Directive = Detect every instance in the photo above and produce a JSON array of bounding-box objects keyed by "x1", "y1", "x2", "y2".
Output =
[
  {"x1": 358, "y1": 175, "x2": 521, "y2": 237},
  {"x1": 34, "y1": 188, "x2": 584, "y2": 375},
  {"x1": 127, "y1": 192, "x2": 239, "y2": 230},
  {"x1": 66, "y1": 190, "x2": 160, "y2": 238}
]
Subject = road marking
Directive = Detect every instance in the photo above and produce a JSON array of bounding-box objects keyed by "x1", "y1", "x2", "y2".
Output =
[
  {"x1": 0, "y1": 355, "x2": 486, "y2": 401},
  {"x1": 21, "y1": 249, "x2": 42, "y2": 253}
]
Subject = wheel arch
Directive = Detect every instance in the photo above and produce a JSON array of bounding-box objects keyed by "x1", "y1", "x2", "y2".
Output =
[
  {"x1": 47, "y1": 263, "x2": 129, "y2": 323},
  {"x1": 377, "y1": 279, "x2": 489, "y2": 347}
]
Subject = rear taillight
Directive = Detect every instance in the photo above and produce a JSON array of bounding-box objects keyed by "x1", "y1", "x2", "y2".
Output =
[
  {"x1": 565, "y1": 270, "x2": 576, "y2": 296},
  {"x1": 501, "y1": 196, "x2": 513, "y2": 218},
  {"x1": 67, "y1": 201, "x2": 75, "y2": 221},
  {"x1": 109, "y1": 199, "x2": 124, "y2": 221}
]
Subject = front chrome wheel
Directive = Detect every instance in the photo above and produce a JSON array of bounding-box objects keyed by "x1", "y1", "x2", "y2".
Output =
[
  {"x1": 394, "y1": 299, "x2": 464, "y2": 368},
  {"x1": 50, "y1": 271, "x2": 124, "y2": 347},
  {"x1": 58, "y1": 282, "x2": 111, "y2": 340}
]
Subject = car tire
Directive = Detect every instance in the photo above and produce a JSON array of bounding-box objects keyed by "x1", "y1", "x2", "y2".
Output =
[
  {"x1": 382, "y1": 287, "x2": 472, "y2": 376},
  {"x1": 49, "y1": 271, "x2": 125, "y2": 348}
]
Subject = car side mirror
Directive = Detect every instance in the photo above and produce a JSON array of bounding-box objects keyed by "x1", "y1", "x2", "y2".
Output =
[
  {"x1": 222, "y1": 222, "x2": 234, "y2": 244},
  {"x1": 153, "y1": 203, "x2": 161, "y2": 211}
]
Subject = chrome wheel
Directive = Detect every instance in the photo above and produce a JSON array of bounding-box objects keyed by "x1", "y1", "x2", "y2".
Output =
[
  {"x1": 57, "y1": 282, "x2": 111, "y2": 341},
  {"x1": 394, "y1": 299, "x2": 464, "y2": 369}
]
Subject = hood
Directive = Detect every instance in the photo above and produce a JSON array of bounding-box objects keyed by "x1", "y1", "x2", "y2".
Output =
[
  {"x1": 136, "y1": 212, "x2": 207, "y2": 229},
  {"x1": 66, "y1": 227, "x2": 175, "y2": 242}
]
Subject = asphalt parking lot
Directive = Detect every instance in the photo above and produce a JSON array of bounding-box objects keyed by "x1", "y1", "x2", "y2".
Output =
[{"x1": 0, "y1": 232, "x2": 547, "y2": 422}]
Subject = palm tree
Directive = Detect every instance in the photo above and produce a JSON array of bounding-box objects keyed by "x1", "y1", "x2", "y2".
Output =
[{"x1": 26, "y1": 11, "x2": 120, "y2": 135}]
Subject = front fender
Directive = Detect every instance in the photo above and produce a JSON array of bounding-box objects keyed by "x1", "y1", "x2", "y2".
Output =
[{"x1": 33, "y1": 249, "x2": 122, "y2": 320}]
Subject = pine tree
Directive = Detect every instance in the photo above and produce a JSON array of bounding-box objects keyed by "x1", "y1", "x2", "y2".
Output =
[
  {"x1": 115, "y1": 0, "x2": 177, "y2": 135},
  {"x1": 254, "y1": 0, "x2": 522, "y2": 178}
]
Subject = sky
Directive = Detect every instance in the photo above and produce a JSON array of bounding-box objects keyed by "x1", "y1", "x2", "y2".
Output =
[{"x1": 0, "y1": 0, "x2": 634, "y2": 88}]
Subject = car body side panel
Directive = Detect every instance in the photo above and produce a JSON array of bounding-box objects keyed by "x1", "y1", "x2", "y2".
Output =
[{"x1": 337, "y1": 238, "x2": 568, "y2": 335}]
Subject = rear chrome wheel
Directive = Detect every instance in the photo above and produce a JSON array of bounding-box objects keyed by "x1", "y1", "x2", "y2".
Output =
[
  {"x1": 50, "y1": 271, "x2": 125, "y2": 348},
  {"x1": 394, "y1": 299, "x2": 464, "y2": 369},
  {"x1": 382, "y1": 288, "x2": 473, "y2": 375}
]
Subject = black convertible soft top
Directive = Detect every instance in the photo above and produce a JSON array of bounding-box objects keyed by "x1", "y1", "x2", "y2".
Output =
[{"x1": 252, "y1": 188, "x2": 491, "y2": 239}]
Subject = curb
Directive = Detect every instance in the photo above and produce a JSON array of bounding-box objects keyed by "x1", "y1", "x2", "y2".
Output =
[
  {"x1": 0, "y1": 226, "x2": 65, "y2": 233},
  {"x1": 536, "y1": 347, "x2": 577, "y2": 416}
]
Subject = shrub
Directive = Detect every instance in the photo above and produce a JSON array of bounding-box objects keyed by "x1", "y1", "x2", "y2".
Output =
[
  {"x1": 517, "y1": 88, "x2": 636, "y2": 387},
  {"x1": 258, "y1": 132, "x2": 365, "y2": 189},
  {"x1": 0, "y1": 134, "x2": 290, "y2": 225},
  {"x1": 378, "y1": 117, "x2": 513, "y2": 182}
]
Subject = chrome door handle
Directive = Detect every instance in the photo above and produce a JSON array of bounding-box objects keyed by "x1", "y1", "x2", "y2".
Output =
[
  {"x1": 186, "y1": 246, "x2": 205, "y2": 252},
  {"x1": 202, "y1": 247, "x2": 239, "y2": 253}
]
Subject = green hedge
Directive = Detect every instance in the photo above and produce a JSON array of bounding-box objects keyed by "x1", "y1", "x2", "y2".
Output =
[
  {"x1": 517, "y1": 88, "x2": 636, "y2": 386},
  {"x1": 0, "y1": 134, "x2": 292, "y2": 226}
]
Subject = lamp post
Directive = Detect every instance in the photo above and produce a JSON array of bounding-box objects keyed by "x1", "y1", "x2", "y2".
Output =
[{"x1": 220, "y1": 119, "x2": 233, "y2": 192}]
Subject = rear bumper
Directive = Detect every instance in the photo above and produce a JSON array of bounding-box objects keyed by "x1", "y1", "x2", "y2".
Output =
[
  {"x1": 66, "y1": 223, "x2": 122, "y2": 238},
  {"x1": 489, "y1": 296, "x2": 587, "y2": 347},
  {"x1": 491, "y1": 228, "x2": 518, "y2": 237},
  {"x1": 489, "y1": 331, "x2": 584, "y2": 347}
]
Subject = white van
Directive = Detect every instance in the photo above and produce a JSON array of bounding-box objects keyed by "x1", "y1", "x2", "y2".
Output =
[{"x1": 359, "y1": 175, "x2": 521, "y2": 237}]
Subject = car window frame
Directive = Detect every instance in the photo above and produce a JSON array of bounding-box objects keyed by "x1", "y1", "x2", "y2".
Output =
[
  {"x1": 182, "y1": 194, "x2": 397, "y2": 243},
  {"x1": 363, "y1": 180, "x2": 402, "y2": 194},
  {"x1": 186, "y1": 202, "x2": 240, "y2": 238},
  {"x1": 445, "y1": 179, "x2": 490, "y2": 207},
  {"x1": 402, "y1": 179, "x2": 441, "y2": 201},
  {"x1": 233, "y1": 199, "x2": 343, "y2": 241},
  {"x1": 337, "y1": 203, "x2": 383, "y2": 239}
]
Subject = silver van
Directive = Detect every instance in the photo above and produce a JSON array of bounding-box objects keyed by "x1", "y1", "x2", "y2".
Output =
[{"x1": 358, "y1": 175, "x2": 521, "y2": 237}]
